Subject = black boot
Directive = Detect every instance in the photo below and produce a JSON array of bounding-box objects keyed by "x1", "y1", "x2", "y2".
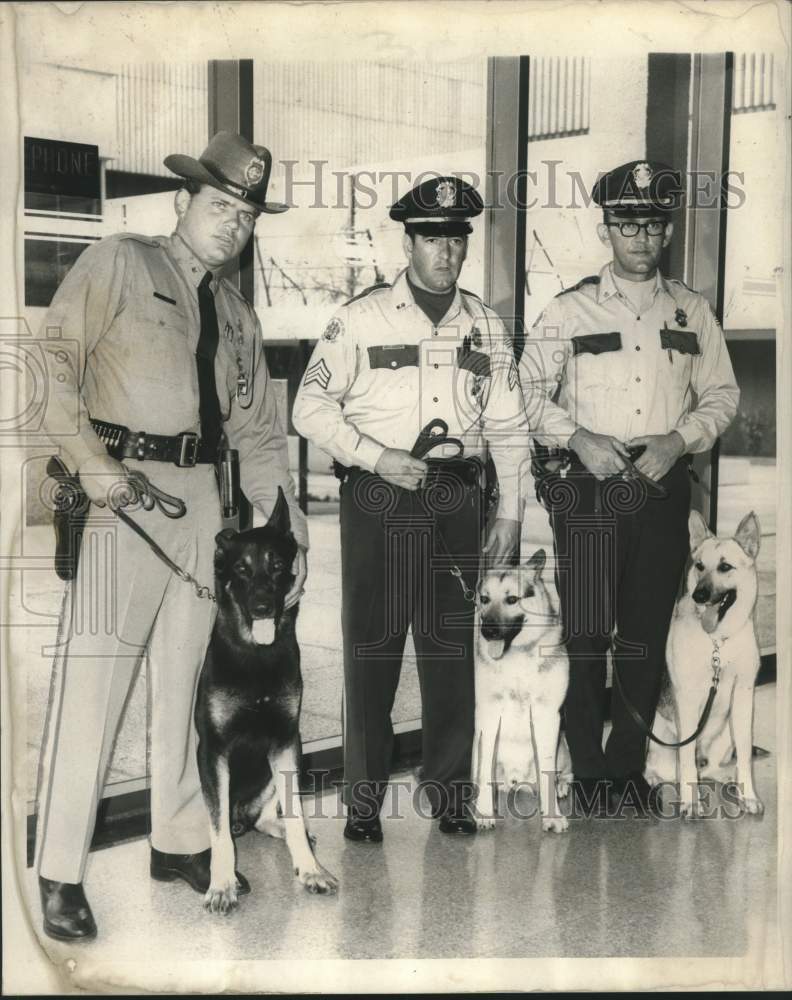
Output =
[
  {"x1": 39, "y1": 877, "x2": 97, "y2": 942},
  {"x1": 150, "y1": 848, "x2": 250, "y2": 894}
]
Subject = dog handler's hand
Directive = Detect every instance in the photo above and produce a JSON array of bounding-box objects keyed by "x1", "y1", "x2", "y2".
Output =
[
  {"x1": 374, "y1": 448, "x2": 428, "y2": 491},
  {"x1": 569, "y1": 427, "x2": 630, "y2": 480},
  {"x1": 627, "y1": 431, "x2": 685, "y2": 481},
  {"x1": 77, "y1": 453, "x2": 135, "y2": 508},
  {"x1": 482, "y1": 518, "x2": 521, "y2": 567},
  {"x1": 284, "y1": 546, "x2": 308, "y2": 610}
]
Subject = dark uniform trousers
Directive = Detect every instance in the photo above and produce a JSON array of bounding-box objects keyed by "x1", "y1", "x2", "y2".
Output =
[
  {"x1": 339, "y1": 463, "x2": 482, "y2": 819},
  {"x1": 546, "y1": 457, "x2": 691, "y2": 779}
]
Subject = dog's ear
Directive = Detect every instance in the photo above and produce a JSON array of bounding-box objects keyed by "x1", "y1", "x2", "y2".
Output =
[
  {"x1": 734, "y1": 511, "x2": 760, "y2": 560},
  {"x1": 688, "y1": 510, "x2": 712, "y2": 551},
  {"x1": 266, "y1": 486, "x2": 292, "y2": 537},
  {"x1": 525, "y1": 548, "x2": 546, "y2": 578},
  {"x1": 214, "y1": 528, "x2": 237, "y2": 572}
]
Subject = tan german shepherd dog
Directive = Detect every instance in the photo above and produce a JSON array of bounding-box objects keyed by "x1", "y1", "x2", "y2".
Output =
[
  {"x1": 472, "y1": 549, "x2": 572, "y2": 833},
  {"x1": 645, "y1": 511, "x2": 763, "y2": 818}
]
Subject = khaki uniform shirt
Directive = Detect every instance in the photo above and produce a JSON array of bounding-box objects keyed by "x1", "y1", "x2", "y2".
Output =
[
  {"x1": 520, "y1": 263, "x2": 739, "y2": 452},
  {"x1": 292, "y1": 269, "x2": 530, "y2": 521},
  {"x1": 38, "y1": 231, "x2": 308, "y2": 548}
]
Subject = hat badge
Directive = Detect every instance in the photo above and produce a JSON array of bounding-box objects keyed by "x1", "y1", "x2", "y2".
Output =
[
  {"x1": 244, "y1": 156, "x2": 265, "y2": 187},
  {"x1": 633, "y1": 162, "x2": 653, "y2": 190},
  {"x1": 435, "y1": 179, "x2": 457, "y2": 209}
]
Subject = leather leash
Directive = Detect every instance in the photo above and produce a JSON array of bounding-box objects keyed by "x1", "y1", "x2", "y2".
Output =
[
  {"x1": 111, "y1": 471, "x2": 216, "y2": 602},
  {"x1": 612, "y1": 639, "x2": 723, "y2": 748},
  {"x1": 410, "y1": 420, "x2": 476, "y2": 604}
]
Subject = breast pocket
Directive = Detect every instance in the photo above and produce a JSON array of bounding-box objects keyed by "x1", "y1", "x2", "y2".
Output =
[
  {"x1": 660, "y1": 329, "x2": 700, "y2": 356},
  {"x1": 571, "y1": 332, "x2": 627, "y2": 389},
  {"x1": 131, "y1": 298, "x2": 193, "y2": 385},
  {"x1": 368, "y1": 344, "x2": 419, "y2": 370}
]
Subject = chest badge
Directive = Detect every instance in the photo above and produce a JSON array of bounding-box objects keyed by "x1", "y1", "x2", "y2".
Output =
[
  {"x1": 675, "y1": 307, "x2": 688, "y2": 328},
  {"x1": 224, "y1": 321, "x2": 235, "y2": 340}
]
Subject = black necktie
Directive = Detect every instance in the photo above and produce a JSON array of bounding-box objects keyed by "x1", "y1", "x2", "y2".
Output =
[{"x1": 196, "y1": 271, "x2": 223, "y2": 452}]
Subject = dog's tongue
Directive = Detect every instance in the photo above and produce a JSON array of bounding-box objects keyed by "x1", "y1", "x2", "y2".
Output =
[
  {"x1": 487, "y1": 638, "x2": 506, "y2": 660},
  {"x1": 701, "y1": 604, "x2": 720, "y2": 634},
  {"x1": 251, "y1": 619, "x2": 276, "y2": 645}
]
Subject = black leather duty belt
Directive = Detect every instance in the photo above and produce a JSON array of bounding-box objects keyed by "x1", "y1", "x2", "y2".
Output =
[
  {"x1": 90, "y1": 418, "x2": 217, "y2": 467},
  {"x1": 334, "y1": 457, "x2": 483, "y2": 489}
]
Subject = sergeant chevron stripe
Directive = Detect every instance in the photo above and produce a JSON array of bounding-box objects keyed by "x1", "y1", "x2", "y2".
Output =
[{"x1": 304, "y1": 358, "x2": 331, "y2": 390}]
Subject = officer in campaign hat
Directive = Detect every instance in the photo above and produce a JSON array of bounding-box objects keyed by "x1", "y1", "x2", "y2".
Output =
[
  {"x1": 35, "y1": 131, "x2": 308, "y2": 940},
  {"x1": 520, "y1": 159, "x2": 739, "y2": 816},
  {"x1": 294, "y1": 175, "x2": 529, "y2": 842}
]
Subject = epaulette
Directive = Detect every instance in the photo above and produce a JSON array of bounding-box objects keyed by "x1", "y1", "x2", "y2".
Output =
[
  {"x1": 459, "y1": 287, "x2": 482, "y2": 301},
  {"x1": 344, "y1": 281, "x2": 391, "y2": 306},
  {"x1": 114, "y1": 232, "x2": 163, "y2": 248},
  {"x1": 664, "y1": 275, "x2": 699, "y2": 296},
  {"x1": 555, "y1": 275, "x2": 600, "y2": 297}
]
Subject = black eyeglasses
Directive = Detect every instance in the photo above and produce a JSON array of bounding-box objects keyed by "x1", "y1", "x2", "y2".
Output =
[{"x1": 605, "y1": 220, "x2": 667, "y2": 237}]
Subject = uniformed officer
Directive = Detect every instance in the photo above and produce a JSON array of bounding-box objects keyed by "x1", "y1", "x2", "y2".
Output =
[
  {"x1": 520, "y1": 160, "x2": 739, "y2": 814},
  {"x1": 293, "y1": 176, "x2": 530, "y2": 841},
  {"x1": 36, "y1": 131, "x2": 308, "y2": 940}
]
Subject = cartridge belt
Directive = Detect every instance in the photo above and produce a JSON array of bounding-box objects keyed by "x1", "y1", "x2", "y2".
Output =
[{"x1": 90, "y1": 418, "x2": 217, "y2": 467}]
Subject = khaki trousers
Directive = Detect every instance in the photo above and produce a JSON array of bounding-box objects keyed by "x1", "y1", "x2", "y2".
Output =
[{"x1": 36, "y1": 463, "x2": 221, "y2": 884}]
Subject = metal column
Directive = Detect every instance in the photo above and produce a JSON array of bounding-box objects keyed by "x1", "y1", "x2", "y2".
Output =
[
  {"x1": 646, "y1": 52, "x2": 733, "y2": 531},
  {"x1": 484, "y1": 57, "x2": 530, "y2": 360}
]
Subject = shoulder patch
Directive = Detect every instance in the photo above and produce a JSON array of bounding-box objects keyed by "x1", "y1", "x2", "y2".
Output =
[
  {"x1": 555, "y1": 275, "x2": 600, "y2": 298},
  {"x1": 344, "y1": 281, "x2": 391, "y2": 307},
  {"x1": 322, "y1": 316, "x2": 344, "y2": 342}
]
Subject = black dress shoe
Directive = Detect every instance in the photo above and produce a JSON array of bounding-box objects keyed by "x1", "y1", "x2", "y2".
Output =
[
  {"x1": 150, "y1": 848, "x2": 250, "y2": 895},
  {"x1": 610, "y1": 772, "x2": 663, "y2": 817},
  {"x1": 569, "y1": 776, "x2": 612, "y2": 818},
  {"x1": 438, "y1": 810, "x2": 477, "y2": 835},
  {"x1": 39, "y1": 877, "x2": 97, "y2": 942},
  {"x1": 343, "y1": 814, "x2": 383, "y2": 843}
]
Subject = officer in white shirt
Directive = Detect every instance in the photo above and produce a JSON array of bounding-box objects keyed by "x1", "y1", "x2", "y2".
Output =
[
  {"x1": 293, "y1": 177, "x2": 529, "y2": 840},
  {"x1": 520, "y1": 161, "x2": 739, "y2": 814}
]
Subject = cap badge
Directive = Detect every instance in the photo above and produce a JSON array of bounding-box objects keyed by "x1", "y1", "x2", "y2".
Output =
[
  {"x1": 435, "y1": 179, "x2": 457, "y2": 209},
  {"x1": 633, "y1": 162, "x2": 653, "y2": 190},
  {"x1": 244, "y1": 156, "x2": 266, "y2": 187}
]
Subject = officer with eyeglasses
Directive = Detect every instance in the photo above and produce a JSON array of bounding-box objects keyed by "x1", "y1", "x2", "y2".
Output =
[{"x1": 519, "y1": 160, "x2": 739, "y2": 815}]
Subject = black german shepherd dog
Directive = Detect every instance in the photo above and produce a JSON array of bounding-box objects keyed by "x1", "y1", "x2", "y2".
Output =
[{"x1": 195, "y1": 487, "x2": 338, "y2": 914}]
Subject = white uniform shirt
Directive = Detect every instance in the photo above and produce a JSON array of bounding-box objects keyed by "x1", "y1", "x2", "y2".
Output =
[
  {"x1": 520, "y1": 263, "x2": 740, "y2": 452},
  {"x1": 292, "y1": 270, "x2": 530, "y2": 520}
]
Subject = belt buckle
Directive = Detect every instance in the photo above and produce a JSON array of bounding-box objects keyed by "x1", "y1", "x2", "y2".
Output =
[{"x1": 177, "y1": 432, "x2": 199, "y2": 467}]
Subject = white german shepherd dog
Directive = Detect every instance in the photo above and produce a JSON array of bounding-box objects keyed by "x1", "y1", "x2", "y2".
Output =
[
  {"x1": 472, "y1": 549, "x2": 572, "y2": 833},
  {"x1": 645, "y1": 510, "x2": 763, "y2": 817}
]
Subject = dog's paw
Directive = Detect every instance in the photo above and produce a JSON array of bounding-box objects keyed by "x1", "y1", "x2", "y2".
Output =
[
  {"x1": 738, "y1": 794, "x2": 764, "y2": 816},
  {"x1": 679, "y1": 798, "x2": 703, "y2": 820},
  {"x1": 542, "y1": 815, "x2": 569, "y2": 834},
  {"x1": 474, "y1": 813, "x2": 497, "y2": 831},
  {"x1": 203, "y1": 882, "x2": 239, "y2": 915},
  {"x1": 296, "y1": 864, "x2": 339, "y2": 895}
]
